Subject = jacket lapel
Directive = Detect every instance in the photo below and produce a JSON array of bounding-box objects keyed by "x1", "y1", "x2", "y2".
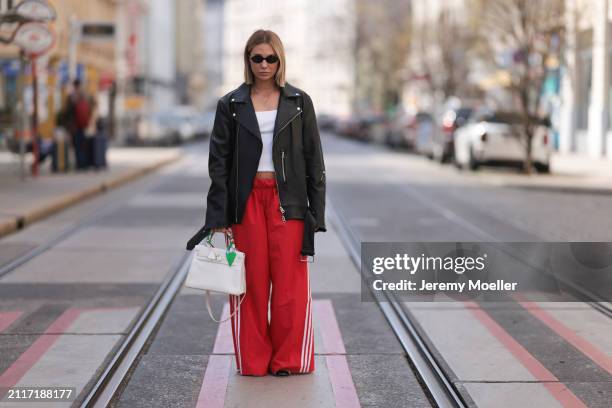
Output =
[
  {"x1": 231, "y1": 83, "x2": 261, "y2": 141},
  {"x1": 230, "y1": 82, "x2": 301, "y2": 142},
  {"x1": 273, "y1": 90, "x2": 298, "y2": 138}
]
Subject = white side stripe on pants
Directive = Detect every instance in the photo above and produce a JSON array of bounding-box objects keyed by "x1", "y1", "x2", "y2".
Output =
[
  {"x1": 300, "y1": 265, "x2": 312, "y2": 372},
  {"x1": 233, "y1": 294, "x2": 242, "y2": 373},
  {"x1": 306, "y1": 282, "x2": 313, "y2": 372}
]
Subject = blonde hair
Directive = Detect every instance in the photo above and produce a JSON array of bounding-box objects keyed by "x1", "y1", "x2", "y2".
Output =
[{"x1": 243, "y1": 29, "x2": 286, "y2": 87}]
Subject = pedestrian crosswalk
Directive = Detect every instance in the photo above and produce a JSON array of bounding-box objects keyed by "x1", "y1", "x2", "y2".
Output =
[
  {"x1": 197, "y1": 299, "x2": 360, "y2": 408},
  {"x1": 0, "y1": 306, "x2": 140, "y2": 403},
  {"x1": 0, "y1": 300, "x2": 362, "y2": 407}
]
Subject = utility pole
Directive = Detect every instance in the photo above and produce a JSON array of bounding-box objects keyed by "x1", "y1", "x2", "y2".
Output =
[
  {"x1": 68, "y1": 14, "x2": 78, "y2": 80},
  {"x1": 0, "y1": 0, "x2": 57, "y2": 177}
]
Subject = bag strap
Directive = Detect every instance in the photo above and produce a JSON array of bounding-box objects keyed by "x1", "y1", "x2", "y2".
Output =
[{"x1": 205, "y1": 290, "x2": 246, "y2": 323}]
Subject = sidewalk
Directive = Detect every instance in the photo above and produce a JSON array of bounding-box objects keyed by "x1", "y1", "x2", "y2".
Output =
[
  {"x1": 472, "y1": 152, "x2": 612, "y2": 194},
  {"x1": 0, "y1": 146, "x2": 182, "y2": 238}
]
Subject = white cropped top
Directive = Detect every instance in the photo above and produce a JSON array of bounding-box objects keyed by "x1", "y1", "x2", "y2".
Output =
[{"x1": 255, "y1": 109, "x2": 277, "y2": 172}]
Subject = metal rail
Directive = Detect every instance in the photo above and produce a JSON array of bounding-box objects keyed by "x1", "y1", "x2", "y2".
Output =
[
  {"x1": 80, "y1": 251, "x2": 192, "y2": 407},
  {"x1": 0, "y1": 162, "x2": 191, "y2": 406},
  {"x1": 328, "y1": 199, "x2": 467, "y2": 408},
  {"x1": 399, "y1": 184, "x2": 612, "y2": 318}
]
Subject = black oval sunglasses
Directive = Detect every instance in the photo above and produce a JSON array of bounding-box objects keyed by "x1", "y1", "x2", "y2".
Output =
[{"x1": 250, "y1": 54, "x2": 279, "y2": 64}]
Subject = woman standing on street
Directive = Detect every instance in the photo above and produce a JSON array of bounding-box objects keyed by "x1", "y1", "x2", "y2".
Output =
[{"x1": 186, "y1": 29, "x2": 327, "y2": 377}]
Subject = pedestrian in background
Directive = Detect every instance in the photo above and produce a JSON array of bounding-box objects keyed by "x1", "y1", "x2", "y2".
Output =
[
  {"x1": 63, "y1": 79, "x2": 96, "y2": 171},
  {"x1": 186, "y1": 29, "x2": 326, "y2": 377}
]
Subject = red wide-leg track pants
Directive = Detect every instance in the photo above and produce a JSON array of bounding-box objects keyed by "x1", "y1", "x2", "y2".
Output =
[{"x1": 229, "y1": 177, "x2": 314, "y2": 376}]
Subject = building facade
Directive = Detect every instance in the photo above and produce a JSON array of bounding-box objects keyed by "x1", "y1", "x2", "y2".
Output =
[
  {"x1": 203, "y1": 0, "x2": 224, "y2": 110},
  {"x1": 0, "y1": 0, "x2": 118, "y2": 140},
  {"x1": 175, "y1": 0, "x2": 206, "y2": 108},
  {"x1": 560, "y1": 0, "x2": 612, "y2": 159}
]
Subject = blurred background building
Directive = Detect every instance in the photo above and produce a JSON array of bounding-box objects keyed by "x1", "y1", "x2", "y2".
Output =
[
  {"x1": 0, "y1": 0, "x2": 117, "y2": 141},
  {"x1": 406, "y1": 0, "x2": 475, "y2": 112},
  {"x1": 175, "y1": 0, "x2": 206, "y2": 109},
  {"x1": 222, "y1": 0, "x2": 356, "y2": 117},
  {"x1": 144, "y1": 0, "x2": 176, "y2": 113},
  {"x1": 1, "y1": 0, "x2": 611, "y2": 162},
  {"x1": 202, "y1": 0, "x2": 223, "y2": 111},
  {"x1": 560, "y1": 0, "x2": 610, "y2": 159}
]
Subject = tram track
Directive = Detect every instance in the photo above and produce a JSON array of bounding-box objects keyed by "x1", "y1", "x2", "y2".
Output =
[
  {"x1": 399, "y1": 184, "x2": 612, "y2": 319},
  {"x1": 0, "y1": 159, "x2": 199, "y2": 407},
  {"x1": 81, "y1": 251, "x2": 192, "y2": 408},
  {"x1": 0, "y1": 160, "x2": 183, "y2": 280},
  {"x1": 328, "y1": 198, "x2": 468, "y2": 408},
  {"x1": 87, "y1": 195, "x2": 465, "y2": 408},
  {"x1": 3, "y1": 142, "x2": 608, "y2": 406},
  {"x1": 327, "y1": 180, "x2": 612, "y2": 407}
]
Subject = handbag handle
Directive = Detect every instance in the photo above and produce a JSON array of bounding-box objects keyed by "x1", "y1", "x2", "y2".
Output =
[
  {"x1": 201, "y1": 229, "x2": 244, "y2": 323},
  {"x1": 203, "y1": 229, "x2": 235, "y2": 249},
  {"x1": 205, "y1": 290, "x2": 246, "y2": 323}
]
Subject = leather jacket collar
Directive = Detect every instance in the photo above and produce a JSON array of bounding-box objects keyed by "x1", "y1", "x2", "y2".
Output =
[{"x1": 230, "y1": 82, "x2": 302, "y2": 142}]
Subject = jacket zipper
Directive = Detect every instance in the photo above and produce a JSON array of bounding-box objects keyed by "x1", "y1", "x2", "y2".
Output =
[
  {"x1": 281, "y1": 150, "x2": 286, "y2": 182},
  {"x1": 273, "y1": 110, "x2": 302, "y2": 222},
  {"x1": 273, "y1": 171, "x2": 286, "y2": 222},
  {"x1": 275, "y1": 110, "x2": 302, "y2": 135},
  {"x1": 235, "y1": 123, "x2": 240, "y2": 223}
]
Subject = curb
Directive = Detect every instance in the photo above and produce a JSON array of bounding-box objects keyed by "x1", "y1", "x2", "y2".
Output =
[
  {"x1": 465, "y1": 169, "x2": 612, "y2": 196},
  {"x1": 475, "y1": 176, "x2": 612, "y2": 196},
  {"x1": 500, "y1": 182, "x2": 612, "y2": 195},
  {"x1": 0, "y1": 153, "x2": 182, "y2": 240}
]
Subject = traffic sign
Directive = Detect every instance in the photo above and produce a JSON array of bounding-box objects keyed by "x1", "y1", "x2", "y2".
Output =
[
  {"x1": 80, "y1": 22, "x2": 115, "y2": 41},
  {"x1": 14, "y1": 0, "x2": 56, "y2": 22},
  {"x1": 13, "y1": 21, "x2": 55, "y2": 57}
]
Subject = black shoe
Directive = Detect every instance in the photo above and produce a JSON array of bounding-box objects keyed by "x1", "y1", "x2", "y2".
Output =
[{"x1": 271, "y1": 369, "x2": 291, "y2": 377}]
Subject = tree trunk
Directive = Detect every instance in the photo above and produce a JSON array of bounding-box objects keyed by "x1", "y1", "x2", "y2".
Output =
[{"x1": 523, "y1": 125, "x2": 534, "y2": 174}]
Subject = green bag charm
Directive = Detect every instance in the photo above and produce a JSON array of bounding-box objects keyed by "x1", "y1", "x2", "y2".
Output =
[
  {"x1": 225, "y1": 238, "x2": 236, "y2": 266},
  {"x1": 226, "y1": 250, "x2": 237, "y2": 266}
]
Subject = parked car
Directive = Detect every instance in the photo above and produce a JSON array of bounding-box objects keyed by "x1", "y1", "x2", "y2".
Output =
[
  {"x1": 358, "y1": 113, "x2": 388, "y2": 144},
  {"x1": 137, "y1": 108, "x2": 195, "y2": 146},
  {"x1": 411, "y1": 112, "x2": 436, "y2": 158},
  {"x1": 453, "y1": 110, "x2": 551, "y2": 172},
  {"x1": 385, "y1": 109, "x2": 416, "y2": 150},
  {"x1": 432, "y1": 107, "x2": 473, "y2": 163},
  {"x1": 334, "y1": 114, "x2": 361, "y2": 138},
  {"x1": 192, "y1": 111, "x2": 215, "y2": 139},
  {"x1": 317, "y1": 113, "x2": 337, "y2": 131},
  {"x1": 167, "y1": 105, "x2": 199, "y2": 143}
]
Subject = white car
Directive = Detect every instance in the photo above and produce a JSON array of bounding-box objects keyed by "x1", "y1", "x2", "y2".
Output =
[{"x1": 453, "y1": 110, "x2": 551, "y2": 172}]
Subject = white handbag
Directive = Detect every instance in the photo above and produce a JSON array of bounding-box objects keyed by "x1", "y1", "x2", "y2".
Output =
[{"x1": 184, "y1": 230, "x2": 246, "y2": 323}]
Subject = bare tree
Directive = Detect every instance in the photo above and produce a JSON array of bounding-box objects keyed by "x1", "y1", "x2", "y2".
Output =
[
  {"x1": 411, "y1": 7, "x2": 476, "y2": 102},
  {"x1": 468, "y1": 0, "x2": 565, "y2": 173},
  {"x1": 354, "y1": 0, "x2": 412, "y2": 113}
]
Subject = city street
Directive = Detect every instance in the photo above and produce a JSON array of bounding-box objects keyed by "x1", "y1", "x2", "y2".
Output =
[
  {"x1": 1, "y1": 0, "x2": 611, "y2": 407},
  {"x1": 0, "y1": 132, "x2": 610, "y2": 407}
]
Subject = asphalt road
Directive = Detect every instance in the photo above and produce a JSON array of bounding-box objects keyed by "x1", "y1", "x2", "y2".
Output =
[
  {"x1": 322, "y1": 131, "x2": 612, "y2": 408},
  {"x1": 0, "y1": 131, "x2": 610, "y2": 407}
]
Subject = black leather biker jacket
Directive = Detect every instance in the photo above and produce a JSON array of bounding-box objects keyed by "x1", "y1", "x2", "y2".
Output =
[{"x1": 186, "y1": 81, "x2": 326, "y2": 256}]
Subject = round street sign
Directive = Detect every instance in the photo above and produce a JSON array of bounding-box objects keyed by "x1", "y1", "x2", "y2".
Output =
[
  {"x1": 14, "y1": 0, "x2": 57, "y2": 22},
  {"x1": 13, "y1": 22, "x2": 55, "y2": 57}
]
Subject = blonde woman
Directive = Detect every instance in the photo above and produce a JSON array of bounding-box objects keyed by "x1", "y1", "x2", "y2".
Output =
[{"x1": 186, "y1": 29, "x2": 326, "y2": 377}]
